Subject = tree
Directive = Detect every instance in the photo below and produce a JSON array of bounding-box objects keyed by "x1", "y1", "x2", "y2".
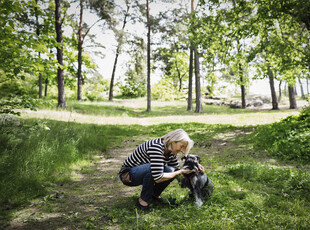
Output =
[
  {"x1": 118, "y1": 36, "x2": 147, "y2": 98},
  {"x1": 109, "y1": 0, "x2": 131, "y2": 101},
  {"x1": 146, "y1": 0, "x2": 151, "y2": 111},
  {"x1": 189, "y1": 0, "x2": 203, "y2": 113},
  {"x1": 54, "y1": 0, "x2": 66, "y2": 107},
  {"x1": 194, "y1": 47, "x2": 203, "y2": 112},
  {"x1": 187, "y1": 0, "x2": 195, "y2": 111},
  {"x1": 267, "y1": 65, "x2": 279, "y2": 110}
]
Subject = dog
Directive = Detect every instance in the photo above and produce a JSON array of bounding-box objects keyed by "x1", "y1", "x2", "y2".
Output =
[{"x1": 180, "y1": 154, "x2": 214, "y2": 207}]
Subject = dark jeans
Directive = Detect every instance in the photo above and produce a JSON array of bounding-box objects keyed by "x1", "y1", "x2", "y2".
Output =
[{"x1": 128, "y1": 163, "x2": 175, "y2": 202}]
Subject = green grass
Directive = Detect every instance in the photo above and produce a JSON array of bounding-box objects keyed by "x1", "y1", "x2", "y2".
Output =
[
  {"x1": 0, "y1": 119, "x2": 142, "y2": 205},
  {"x1": 1, "y1": 100, "x2": 310, "y2": 229}
]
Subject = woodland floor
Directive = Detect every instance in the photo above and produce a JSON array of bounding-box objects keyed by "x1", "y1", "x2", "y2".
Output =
[
  {"x1": 2, "y1": 100, "x2": 309, "y2": 229},
  {"x1": 4, "y1": 128, "x2": 278, "y2": 230}
]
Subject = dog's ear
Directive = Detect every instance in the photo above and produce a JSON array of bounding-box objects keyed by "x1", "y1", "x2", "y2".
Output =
[
  {"x1": 181, "y1": 156, "x2": 187, "y2": 161},
  {"x1": 196, "y1": 155, "x2": 201, "y2": 163}
]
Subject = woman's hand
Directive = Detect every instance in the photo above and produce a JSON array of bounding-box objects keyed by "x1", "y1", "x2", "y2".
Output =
[{"x1": 198, "y1": 164, "x2": 205, "y2": 173}]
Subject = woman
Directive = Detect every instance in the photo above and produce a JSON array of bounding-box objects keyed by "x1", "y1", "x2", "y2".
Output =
[{"x1": 119, "y1": 129, "x2": 204, "y2": 210}]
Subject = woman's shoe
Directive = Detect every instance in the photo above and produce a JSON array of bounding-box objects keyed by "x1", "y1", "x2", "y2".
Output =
[
  {"x1": 136, "y1": 200, "x2": 150, "y2": 211},
  {"x1": 152, "y1": 195, "x2": 166, "y2": 203}
]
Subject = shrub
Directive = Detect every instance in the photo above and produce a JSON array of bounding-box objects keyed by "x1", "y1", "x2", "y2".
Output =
[
  {"x1": 253, "y1": 106, "x2": 310, "y2": 162},
  {"x1": 226, "y1": 162, "x2": 310, "y2": 201},
  {"x1": 151, "y1": 79, "x2": 186, "y2": 101}
]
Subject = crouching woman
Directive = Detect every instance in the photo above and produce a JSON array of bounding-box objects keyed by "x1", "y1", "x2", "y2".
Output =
[{"x1": 119, "y1": 129, "x2": 196, "y2": 210}]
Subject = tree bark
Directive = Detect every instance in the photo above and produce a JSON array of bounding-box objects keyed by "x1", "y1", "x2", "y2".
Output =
[
  {"x1": 109, "y1": 50, "x2": 119, "y2": 101},
  {"x1": 278, "y1": 80, "x2": 282, "y2": 102},
  {"x1": 187, "y1": 0, "x2": 195, "y2": 111},
  {"x1": 268, "y1": 66, "x2": 279, "y2": 110},
  {"x1": 187, "y1": 47, "x2": 193, "y2": 111},
  {"x1": 288, "y1": 86, "x2": 297, "y2": 109},
  {"x1": 109, "y1": 4, "x2": 130, "y2": 101},
  {"x1": 298, "y1": 78, "x2": 305, "y2": 99},
  {"x1": 146, "y1": 0, "x2": 151, "y2": 112},
  {"x1": 39, "y1": 73, "x2": 42, "y2": 98},
  {"x1": 45, "y1": 78, "x2": 48, "y2": 97},
  {"x1": 77, "y1": 0, "x2": 83, "y2": 101},
  {"x1": 35, "y1": 0, "x2": 42, "y2": 99},
  {"x1": 194, "y1": 47, "x2": 203, "y2": 113},
  {"x1": 239, "y1": 64, "x2": 246, "y2": 109},
  {"x1": 55, "y1": 0, "x2": 66, "y2": 107}
]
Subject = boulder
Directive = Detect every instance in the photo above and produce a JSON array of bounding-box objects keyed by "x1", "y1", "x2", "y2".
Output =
[{"x1": 230, "y1": 100, "x2": 242, "y2": 108}]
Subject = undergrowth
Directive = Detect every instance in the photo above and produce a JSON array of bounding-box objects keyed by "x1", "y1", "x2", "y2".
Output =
[
  {"x1": 253, "y1": 106, "x2": 310, "y2": 162},
  {"x1": 0, "y1": 119, "x2": 141, "y2": 206}
]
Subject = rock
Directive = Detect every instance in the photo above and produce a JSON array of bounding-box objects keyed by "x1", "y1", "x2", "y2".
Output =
[
  {"x1": 253, "y1": 99, "x2": 264, "y2": 107},
  {"x1": 230, "y1": 100, "x2": 242, "y2": 108},
  {"x1": 0, "y1": 114, "x2": 20, "y2": 125}
]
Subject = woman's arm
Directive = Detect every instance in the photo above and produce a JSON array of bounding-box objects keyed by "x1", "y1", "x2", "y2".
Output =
[{"x1": 155, "y1": 168, "x2": 193, "y2": 183}]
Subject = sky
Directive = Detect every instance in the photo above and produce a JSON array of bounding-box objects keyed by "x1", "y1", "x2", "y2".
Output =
[{"x1": 67, "y1": 0, "x2": 308, "y2": 97}]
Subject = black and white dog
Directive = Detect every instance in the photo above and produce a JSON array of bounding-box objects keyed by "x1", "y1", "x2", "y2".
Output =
[{"x1": 180, "y1": 154, "x2": 214, "y2": 207}]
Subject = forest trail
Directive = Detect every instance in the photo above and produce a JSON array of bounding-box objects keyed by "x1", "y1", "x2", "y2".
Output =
[{"x1": 6, "y1": 137, "x2": 144, "y2": 230}]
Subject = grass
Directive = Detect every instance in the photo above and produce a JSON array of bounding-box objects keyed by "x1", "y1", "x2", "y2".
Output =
[
  {"x1": 53, "y1": 99, "x2": 300, "y2": 117},
  {"x1": 21, "y1": 98, "x2": 300, "y2": 126},
  {"x1": 1, "y1": 99, "x2": 310, "y2": 229}
]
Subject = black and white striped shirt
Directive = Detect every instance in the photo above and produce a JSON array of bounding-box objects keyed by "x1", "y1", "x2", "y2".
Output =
[{"x1": 122, "y1": 138, "x2": 179, "y2": 181}]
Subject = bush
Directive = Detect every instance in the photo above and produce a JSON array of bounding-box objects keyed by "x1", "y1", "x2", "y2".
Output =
[
  {"x1": 226, "y1": 162, "x2": 310, "y2": 201},
  {"x1": 151, "y1": 79, "x2": 186, "y2": 101},
  {"x1": 253, "y1": 106, "x2": 310, "y2": 162}
]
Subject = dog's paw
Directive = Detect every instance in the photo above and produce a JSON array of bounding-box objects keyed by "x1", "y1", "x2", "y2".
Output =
[{"x1": 195, "y1": 199, "x2": 203, "y2": 207}]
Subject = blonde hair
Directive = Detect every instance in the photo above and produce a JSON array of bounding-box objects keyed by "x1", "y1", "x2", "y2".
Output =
[{"x1": 161, "y1": 129, "x2": 194, "y2": 155}]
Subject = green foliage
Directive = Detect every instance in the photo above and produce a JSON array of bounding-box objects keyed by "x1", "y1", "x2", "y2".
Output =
[
  {"x1": 151, "y1": 78, "x2": 186, "y2": 101},
  {"x1": 83, "y1": 76, "x2": 109, "y2": 101},
  {"x1": 226, "y1": 162, "x2": 310, "y2": 201},
  {"x1": 117, "y1": 72, "x2": 146, "y2": 98},
  {"x1": 0, "y1": 95, "x2": 49, "y2": 116},
  {"x1": 253, "y1": 106, "x2": 310, "y2": 162}
]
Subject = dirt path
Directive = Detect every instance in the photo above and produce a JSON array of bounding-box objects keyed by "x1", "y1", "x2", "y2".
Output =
[{"x1": 5, "y1": 137, "x2": 146, "y2": 230}]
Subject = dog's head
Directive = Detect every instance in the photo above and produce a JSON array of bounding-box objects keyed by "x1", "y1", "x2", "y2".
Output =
[{"x1": 181, "y1": 154, "x2": 201, "y2": 172}]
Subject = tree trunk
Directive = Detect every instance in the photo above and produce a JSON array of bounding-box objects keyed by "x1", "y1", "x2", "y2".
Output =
[
  {"x1": 284, "y1": 81, "x2": 287, "y2": 96},
  {"x1": 175, "y1": 61, "x2": 182, "y2": 92},
  {"x1": 298, "y1": 78, "x2": 305, "y2": 99},
  {"x1": 39, "y1": 73, "x2": 43, "y2": 98},
  {"x1": 307, "y1": 79, "x2": 309, "y2": 95},
  {"x1": 55, "y1": 0, "x2": 66, "y2": 107},
  {"x1": 194, "y1": 47, "x2": 203, "y2": 113},
  {"x1": 146, "y1": 0, "x2": 151, "y2": 112},
  {"x1": 109, "y1": 50, "x2": 119, "y2": 101},
  {"x1": 44, "y1": 78, "x2": 48, "y2": 97},
  {"x1": 239, "y1": 64, "x2": 246, "y2": 108},
  {"x1": 278, "y1": 80, "x2": 282, "y2": 102},
  {"x1": 77, "y1": 0, "x2": 83, "y2": 101},
  {"x1": 187, "y1": 0, "x2": 194, "y2": 111},
  {"x1": 268, "y1": 66, "x2": 279, "y2": 110},
  {"x1": 109, "y1": 4, "x2": 130, "y2": 101},
  {"x1": 187, "y1": 47, "x2": 193, "y2": 111},
  {"x1": 35, "y1": 0, "x2": 42, "y2": 99},
  {"x1": 288, "y1": 86, "x2": 297, "y2": 109}
]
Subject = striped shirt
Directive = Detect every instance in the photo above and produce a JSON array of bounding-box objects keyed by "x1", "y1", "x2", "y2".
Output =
[{"x1": 122, "y1": 138, "x2": 179, "y2": 181}]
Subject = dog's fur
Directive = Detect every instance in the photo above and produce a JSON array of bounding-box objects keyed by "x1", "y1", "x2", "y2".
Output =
[{"x1": 180, "y1": 154, "x2": 214, "y2": 207}]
